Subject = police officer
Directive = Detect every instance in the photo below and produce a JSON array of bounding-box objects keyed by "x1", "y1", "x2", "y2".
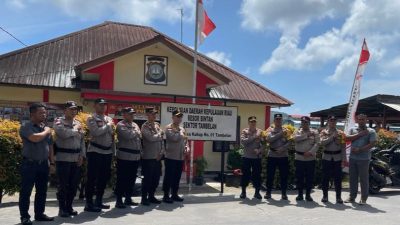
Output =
[
  {"x1": 163, "y1": 110, "x2": 189, "y2": 203},
  {"x1": 114, "y1": 107, "x2": 141, "y2": 208},
  {"x1": 293, "y1": 116, "x2": 320, "y2": 202},
  {"x1": 320, "y1": 115, "x2": 346, "y2": 204},
  {"x1": 19, "y1": 103, "x2": 55, "y2": 225},
  {"x1": 141, "y1": 107, "x2": 163, "y2": 206},
  {"x1": 345, "y1": 113, "x2": 377, "y2": 205},
  {"x1": 84, "y1": 98, "x2": 115, "y2": 212},
  {"x1": 265, "y1": 114, "x2": 290, "y2": 200},
  {"x1": 240, "y1": 116, "x2": 263, "y2": 200},
  {"x1": 53, "y1": 101, "x2": 85, "y2": 217}
]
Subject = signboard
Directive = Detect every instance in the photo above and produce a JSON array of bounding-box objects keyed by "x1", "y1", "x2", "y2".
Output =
[{"x1": 160, "y1": 102, "x2": 238, "y2": 141}]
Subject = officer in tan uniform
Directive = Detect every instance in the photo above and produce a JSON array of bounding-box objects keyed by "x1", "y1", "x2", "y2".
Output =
[
  {"x1": 114, "y1": 107, "x2": 141, "y2": 208},
  {"x1": 240, "y1": 116, "x2": 263, "y2": 200},
  {"x1": 141, "y1": 107, "x2": 163, "y2": 206},
  {"x1": 320, "y1": 115, "x2": 346, "y2": 204},
  {"x1": 265, "y1": 114, "x2": 290, "y2": 200},
  {"x1": 53, "y1": 101, "x2": 85, "y2": 217},
  {"x1": 293, "y1": 116, "x2": 320, "y2": 202},
  {"x1": 163, "y1": 110, "x2": 189, "y2": 203},
  {"x1": 84, "y1": 98, "x2": 115, "y2": 212}
]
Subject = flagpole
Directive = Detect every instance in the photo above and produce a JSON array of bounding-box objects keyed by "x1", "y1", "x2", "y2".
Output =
[{"x1": 189, "y1": 0, "x2": 200, "y2": 193}]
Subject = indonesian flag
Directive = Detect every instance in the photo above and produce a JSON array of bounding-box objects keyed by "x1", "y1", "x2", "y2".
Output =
[
  {"x1": 198, "y1": 0, "x2": 216, "y2": 44},
  {"x1": 344, "y1": 39, "x2": 370, "y2": 134},
  {"x1": 343, "y1": 39, "x2": 370, "y2": 171}
]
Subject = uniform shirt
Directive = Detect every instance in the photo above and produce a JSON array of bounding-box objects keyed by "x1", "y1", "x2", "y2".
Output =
[
  {"x1": 320, "y1": 128, "x2": 346, "y2": 162},
  {"x1": 141, "y1": 121, "x2": 164, "y2": 160},
  {"x1": 164, "y1": 123, "x2": 187, "y2": 161},
  {"x1": 116, "y1": 120, "x2": 142, "y2": 161},
  {"x1": 266, "y1": 127, "x2": 290, "y2": 158},
  {"x1": 86, "y1": 113, "x2": 115, "y2": 155},
  {"x1": 19, "y1": 121, "x2": 53, "y2": 161},
  {"x1": 349, "y1": 127, "x2": 377, "y2": 160},
  {"x1": 53, "y1": 117, "x2": 85, "y2": 162},
  {"x1": 294, "y1": 128, "x2": 320, "y2": 161},
  {"x1": 240, "y1": 128, "x2": 263, "y2": 159}
]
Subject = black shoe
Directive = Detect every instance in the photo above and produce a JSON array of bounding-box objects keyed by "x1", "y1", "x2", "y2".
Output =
[
  {"x1": 21, "y1": 217, "x2": 32, "y2": 225},
  {"x1": 171, "y1": 195, "x2": 184, "y2": 202},
  {"x1": 67, "y1": 209, "x2": 78, "y2": 216},
  {"x1": 296, "y1": 195, "x2": 304, "y2": 201},
  {"x1": 281, "y1": 195, "x2": 288, "y2": 200},
  {"x1": 336, "y1": 198, "x2": 344, "y2": 204},
  {"x1": 141, "y1": 198, "x2": 150, "y2": 206},
  {"x1": 95, "y1": 202, "x2": 110, "y2": 209},
  {"x1": 58, "y1": 209, "x2": 70, "y2": 218},
  {"x1": 254, "y1": 192, "x2": 262, "y2": 200},
  {"x1": 240, "y1": 192, "x2": 246, "y2": 199},
  {"x1": 264, "y1": 193, "x2": 271, "y2": 199},
  {"x1": 115, "y1": 201, "x2": 126, "y2": 209},
  {"x1": 162, "y1": 196, "x2": 173, "y2": 204},
  {"x1": 84, "y1": 204, "x2": 101, "y2": 212},
  {"x1": 124, "y1": 198, "x2": 139, "y2": 206},
  {"x1": 149, "y1": 197, "x2": 162, "y2": 204},
  {"x1": 306, "y1": 195, "x2": 314, "y2": 202},
  {"x1": 321, "y1": 196, "x2": 328, "y2": 203},
  {"x1": 34, "y1": 214, "x2": 55, "y2": 221}
]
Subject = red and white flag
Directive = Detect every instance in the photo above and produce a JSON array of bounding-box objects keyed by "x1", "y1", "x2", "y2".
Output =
[
  {"x1": 197, "y1": 0, "x2": 216, "y2": 44},
  {"x1": 343, "y1": 39, "x2": 370, "y2": 171},
  {"x1": 344, "y1": 39, "x2": 370, "y2": 134}
]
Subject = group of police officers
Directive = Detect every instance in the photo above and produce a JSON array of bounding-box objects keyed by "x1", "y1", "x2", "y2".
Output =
[
  {"x1": 17, "y1": 99, "x2": 377, "y2": 225},
  {"x1": 240, "y1": 113, "x2": 376, "y2": 205},
  {"x1": 18, "y1": 99, "x2": 188, "y2": 225}
]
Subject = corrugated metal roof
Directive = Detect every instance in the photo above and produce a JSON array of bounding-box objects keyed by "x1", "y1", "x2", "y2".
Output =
[{"x1": 0, "y1": 21, "x2": 292, "y2": 106}]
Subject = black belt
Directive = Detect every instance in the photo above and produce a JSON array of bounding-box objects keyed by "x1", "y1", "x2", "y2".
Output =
[
  {"x1": 23, "y1": 157, "x2": 47, "y2": 164},
  {"x1": 296, "y1": 151, "x2": 305, "y2": 155},
  {"x1": 118, "y1": 148, "x2": 141, "y2": 154},
  {"x1": 57, "y1": 147, "x2": 81, "y2": 154},
  {"x1": 324, "y1": 150, "x2": 342, "y2": 155},
  {"x1": 90, "y1": 142, "x2": 112, "y2": 150}
]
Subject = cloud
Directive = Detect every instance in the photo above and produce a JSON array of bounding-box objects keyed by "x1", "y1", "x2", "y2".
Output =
[
  {"x1": 48, "y1": 0, "x2": 195, "y2": 25},
  {"x1": 5, "y1": 0, "x2": 26, "y2": 9},
  {"x1": 205, "y1": 51, "x2": 232, "y2": 67},
  {"x1": 241, "y1": 0, "x2": 400, "y2": 87}
]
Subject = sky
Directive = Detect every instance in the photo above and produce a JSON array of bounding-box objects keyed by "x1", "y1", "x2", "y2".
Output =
[{"x1": 1, "y1": 0, "x2": 400, "y2": 115}]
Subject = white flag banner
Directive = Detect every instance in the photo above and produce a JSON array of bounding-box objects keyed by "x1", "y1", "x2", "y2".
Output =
[{"x1": 343, "y1": 39, "x2": 370, "y2": 172}]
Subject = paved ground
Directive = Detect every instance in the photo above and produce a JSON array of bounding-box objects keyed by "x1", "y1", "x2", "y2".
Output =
[{"x1": 1, "y1": 182, "x2": 400, "y2": 225}]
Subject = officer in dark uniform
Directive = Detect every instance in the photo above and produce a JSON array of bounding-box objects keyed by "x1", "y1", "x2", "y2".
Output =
[
  {"x1": 293, "y1": 116, "x2": 320, "y2": 202},
  {"x1": 115, "y1": 107, "x2": 142, "y2": 208},
  {"x1": 53, "y1": 101, "x2": 85, "y2": 217},
  {"x1": 84, "y1": 98, "x2": 115, "y2": 212},
  {"x1": 141, "y1": 107, "x2": 163, "y2": 206},
  {"x1": 240, "y1": 116, "x2": 263, "y2": 200},
  {"x1": 19, "y1": 103, "x2": 55, "y2": 225},
  {"x1": 163, "y1": 110, "x2": 189, "y2": 203},
  {"x1": 265, "y1": 113, "x2": 290, "y2": 200},
  {"x1": 320, "y1": 115, "x2": 346, "y2": 204}
]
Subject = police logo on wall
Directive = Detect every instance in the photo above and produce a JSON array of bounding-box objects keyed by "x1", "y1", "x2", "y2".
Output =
[{"x1": 144, "y1": 55, "x2": 168, "y2": 85}]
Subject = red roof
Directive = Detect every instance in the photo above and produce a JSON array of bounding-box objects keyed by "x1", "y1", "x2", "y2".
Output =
[{"x1": 0, "y1": 21, "x2": 292, "y2": 106}]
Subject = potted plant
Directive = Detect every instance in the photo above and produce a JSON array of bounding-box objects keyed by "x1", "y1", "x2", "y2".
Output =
[
  {"x1": 226, "y1": 146, "x2": 243, "y2": 187},
  {"x1": 194, "y1": 157, "x2": 208, "y2": 186}
]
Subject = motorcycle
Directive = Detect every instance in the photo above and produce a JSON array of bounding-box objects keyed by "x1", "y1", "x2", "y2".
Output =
[{"x1": 369, "y1": 144, "x2": 400, "y2": 194}]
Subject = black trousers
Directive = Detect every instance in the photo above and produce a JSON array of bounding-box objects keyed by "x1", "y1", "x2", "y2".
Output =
[
  {"x1": 163, "y1": 158, "x2": 183, "y2": 196},
  {"x1": 266, "y1": 157, "x2": 289, "y2": 194},
  {"x1": 56, "y1": 161, "x2": 80, "y2": 211},
  {"x1": 295, "y1": 160, "x2": 315, "y2": 195},
  {"x1": 240, "y1": 158, "x2": 261, "y2": 189},
  {"x1": 114, "y1": 159, "x2": 139, "y2": 198},
  {"x1": 142, "y1": 159, "x2": 162, "y2": 198},
  {"x1": 85, "y1": 152, "x2": 112, "y2": 203},
  {"x1": 19, "y1": 159, "x2": 49, "y2": 219},
  {"x1": 321, "y1": 159, "x2": 342, "y2": 198}
]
